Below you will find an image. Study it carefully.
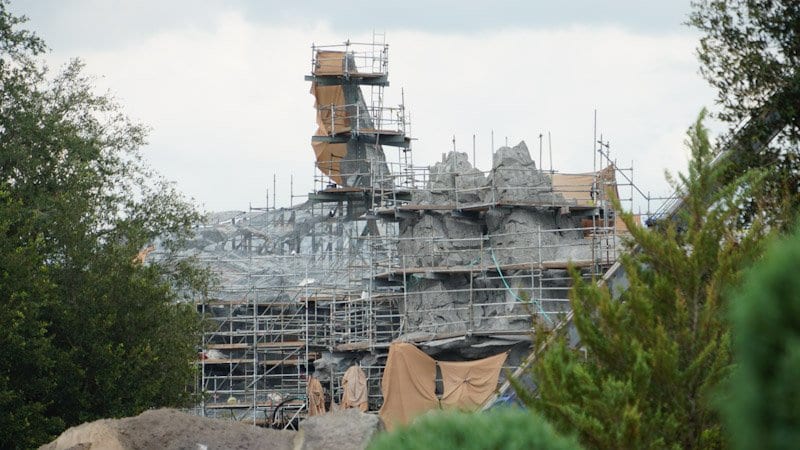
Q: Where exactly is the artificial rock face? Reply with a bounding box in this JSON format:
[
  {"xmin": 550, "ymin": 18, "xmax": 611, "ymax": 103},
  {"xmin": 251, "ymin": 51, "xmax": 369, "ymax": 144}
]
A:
[
  {"xmin": 484, "ymin": 141, "xmax": 559, "ymax": 205},
  {"xmin": 182, "ymin": 138, "xmax": 620, "ymax": 415},
  {"xmin": 425, "ymin": 151, "xmax": 486, "ymax": 205}
]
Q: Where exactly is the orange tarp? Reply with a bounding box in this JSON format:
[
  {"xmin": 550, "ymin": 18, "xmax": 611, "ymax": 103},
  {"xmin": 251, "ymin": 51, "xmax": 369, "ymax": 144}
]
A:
[
  {"xmin": 310, "ymin": 77, "xmax": 350, "ymax": 185},
  {"xmin": 307, "ymin": 376, "xmax": 326, "ymax": 416},
  {"xmin": 340, "ymin": 365, "xmax": 369, "ymax": 412},
  {"xmin": 311, "ymin": 139, "xmax": 346, "ymax": 185},
  {"xmin": 379, "ymin": 342, "xmax": 508, "ymax": 430},
  {"xmin": 311, "ymin": 83, "xmax": 350, "ymax": 135},
  {"xmin": 313, "ymin": 50, "xmax": 346, "ymax": 76},
  {"xmin": 379, "ymin": 343, "xmax": 438, "ymax": 430},
  {"xmin": 439, "ymin": 352, "xmax": 508, "ymax": 411}
]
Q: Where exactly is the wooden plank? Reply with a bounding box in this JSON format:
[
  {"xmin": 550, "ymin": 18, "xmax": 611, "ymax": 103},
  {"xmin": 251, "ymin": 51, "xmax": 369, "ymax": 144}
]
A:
[
  {"xmin": 259, "ymin": 354, "xmax": 319, "ymax": 366},
  {"xmin": 257, "ymin": 341, "xmax": 305, "ymax": 348},
  {"xmin": 198, "ymin": 358, "xmax": 251, "ymax": 365},
  {"xmin": 372, "ymin": 259, "xmax": 596, "ymax": 279},
  {"xmin": 204, "ymin": 400, "xmax": 305, "ymax": 410},
  {"xmin": 206, "ymin": 343, "xmax": 249, "ymax": 350},
  {"xmin": 205, "ymin": 341, "xmax": 306, "ymax": 350},
  {"xmin": 333, "ymin": 341, "xmax": 371, "ymax": 351},
  {"xmin": 370, "ymin": 199, "xmax": 602, "ymax": 215},
  {"xmin": 319, "ymin": 186, "xmax": 365, "ymax": 193}
]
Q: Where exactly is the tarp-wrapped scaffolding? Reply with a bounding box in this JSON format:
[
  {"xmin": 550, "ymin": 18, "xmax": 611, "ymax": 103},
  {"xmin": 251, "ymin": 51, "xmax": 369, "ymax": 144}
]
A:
[
  {"xmin": 313, "ymin": 50, "xmax": 346, "ymax": 76},
  {"xmin": 311, "ymin": 140, "xmax": 347, "ymax": 186},
  {"xmin": 311, "ymin": 83, "xmax": 350, "ymax": 136},
  {"xmin": 309, "ymin": 47, "xmax": 393, "ymax": 188},
  {"xmin": 551, "ymin": 165, "xmax": 619, "ymax": 208},
  {"xmin": 378, "ymin": 342, "xmax": 507, "ymax": 430}
]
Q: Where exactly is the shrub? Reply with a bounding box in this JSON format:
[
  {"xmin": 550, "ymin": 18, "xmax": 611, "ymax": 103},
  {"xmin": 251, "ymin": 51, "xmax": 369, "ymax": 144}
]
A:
[{"xmin": 368, "ymin": 408, "xmax": 582, "ymax": 450}]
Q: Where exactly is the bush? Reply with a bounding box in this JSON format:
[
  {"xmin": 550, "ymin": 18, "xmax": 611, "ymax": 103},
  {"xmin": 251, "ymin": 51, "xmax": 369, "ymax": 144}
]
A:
[
  {"xmin": 724, "ymin": 225, "xmax": 800, "ymax": 449},
  {"xmin": 368, "ymin": 408, "xmax": 583, "ymax": 450}
]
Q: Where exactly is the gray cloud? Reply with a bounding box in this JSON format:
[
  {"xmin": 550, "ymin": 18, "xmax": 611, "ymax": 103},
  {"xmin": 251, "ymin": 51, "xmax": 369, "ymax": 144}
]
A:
[
  {"xmin": 13, "ymin": 0, "xmax": 692, "ymax": 53},
  {"xmin": 11, "ymin": 4, "xmax": 712, "ymax": 213}
]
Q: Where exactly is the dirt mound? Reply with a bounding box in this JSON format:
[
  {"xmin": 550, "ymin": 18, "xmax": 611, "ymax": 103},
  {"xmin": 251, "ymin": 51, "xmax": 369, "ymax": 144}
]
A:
[{"xmin": 40, "ymin": 408, "xmax": 295, "ymax": 450}]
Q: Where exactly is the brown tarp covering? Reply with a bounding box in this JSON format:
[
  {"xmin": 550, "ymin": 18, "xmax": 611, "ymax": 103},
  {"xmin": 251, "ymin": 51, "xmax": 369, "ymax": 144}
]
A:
[
  {"xmin": 581, "ymin": 215, "xmax": 640, "ymax": 235},
  {"xmin": 551, "ymin": 165, "xmax": 618, "ymax": 207},
  {"xmin": 439, "ymin": 352, "xmax": 508, "ymax": 411},
  {"xmin": 378, "ymin": 343, "xmax": 438, "ymax": 430},
  {"xmin": 310, "ymin": 78, "xmax": 350, "ymax": 185},
  {"xmin": 311, "ymin": 139, "xmax": 347, "ymax": 185},
  {"xmin": 313, "ymin": 50, "xmax": 346, "ymax": 76},
  {"xmin": 552, "ymin": 173, "xmax": 594, "ymax": 206},
  {"xmin": 311, "ymin": 83, "xmax": 350, "ymax": 136},
  {"xmin": 307, "ymin": 376, "xmax": 326, "ymax": 416},
  {"xmin": 340, "ymin": 365, "xmax": 369, "ymax": 412}
]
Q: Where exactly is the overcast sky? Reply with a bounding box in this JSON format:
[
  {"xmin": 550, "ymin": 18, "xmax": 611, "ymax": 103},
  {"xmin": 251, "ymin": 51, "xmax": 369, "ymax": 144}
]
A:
[{"xmin": 11, "ymin": 1, "xmax": 716, "ymax": 213}]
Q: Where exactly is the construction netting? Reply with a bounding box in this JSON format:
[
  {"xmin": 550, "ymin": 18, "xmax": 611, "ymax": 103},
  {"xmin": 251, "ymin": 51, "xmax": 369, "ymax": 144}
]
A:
[{"xmin": 378, "ymin": 342, "xmax": 507, "ymax": 430}]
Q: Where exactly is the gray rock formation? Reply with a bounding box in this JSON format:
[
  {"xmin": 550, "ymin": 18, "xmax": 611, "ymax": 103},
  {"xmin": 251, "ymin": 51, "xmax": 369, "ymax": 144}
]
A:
[
  {"xmin": 397, "ymin": 213, "xmax": 482, "ymax": 267},
  {"xmin": 484, "ymin": 141, "xmax": 556, "ymax": 204},
  {"xmin": 295, "ymin": 409, "xmax": 382, "ymax": 450},
  {"xmin": 173, "ymin": 137, "xmax": 624, "ymax": 417},
  {"xmin": 422, "ymin": 151, "xmax": 486, "ymax": 205}
]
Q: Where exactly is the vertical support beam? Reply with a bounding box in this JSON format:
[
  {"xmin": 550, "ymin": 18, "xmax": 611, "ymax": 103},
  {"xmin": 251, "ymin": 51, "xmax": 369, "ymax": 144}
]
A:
[
  {"xmin": 252, "ymin": 275, "xmax": 257, "ymax": 426},
  {"xmin": 468, "ymin": 271, "xmax": 474, "ymax": 335},
  {"xmin": 402, "ymin": 254, "xmax": 408, "ymax": 337}
]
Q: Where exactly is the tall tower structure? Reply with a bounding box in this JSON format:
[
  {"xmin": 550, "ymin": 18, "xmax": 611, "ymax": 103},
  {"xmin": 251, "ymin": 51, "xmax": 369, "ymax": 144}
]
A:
[{"xmin": 306, "ymin": 39, "xmax": 411, "ymax": 205}]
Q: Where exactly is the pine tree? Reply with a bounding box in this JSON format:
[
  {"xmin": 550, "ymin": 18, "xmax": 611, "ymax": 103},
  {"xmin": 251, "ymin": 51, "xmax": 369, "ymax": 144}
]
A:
[{"xmin": 512, "ymin": 111, "xmax": 771, "ymax": 449}]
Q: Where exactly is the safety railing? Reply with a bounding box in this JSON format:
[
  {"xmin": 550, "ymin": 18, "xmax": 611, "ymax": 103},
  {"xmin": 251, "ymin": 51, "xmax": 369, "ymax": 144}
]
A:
[{"xmin": 310, "ymin": 42, "xmax": 388, "ymax": 78}]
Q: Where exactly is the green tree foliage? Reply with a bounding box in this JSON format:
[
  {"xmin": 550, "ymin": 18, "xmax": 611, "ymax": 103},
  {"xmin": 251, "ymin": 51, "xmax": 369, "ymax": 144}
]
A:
[
  {"xmin": 691, "ymin": 0, "xmax": 800, "ymax": 128},
  {"xmin": 723, "ymin": 226, "xmax": 800, "ymax": 449},
  {"xmin": 368, "ymin": 409, "xmax": 583, "ymax": 450},
  {"xmin": 0, "ymin": 3, "xmax": 207, "ymax": 447},
  {"xmin": 512, "ymin": 112, "xmax": 771, "ymax": 449},
  {"xmin": 690, "ymin": 0, "xmax": 800, "ymax": 227}
]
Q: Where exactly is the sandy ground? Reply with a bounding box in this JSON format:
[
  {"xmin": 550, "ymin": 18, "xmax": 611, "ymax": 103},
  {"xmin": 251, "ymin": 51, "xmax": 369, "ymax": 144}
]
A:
[{"xmin": 40, "ymin": 408, "xmax": 296, "ymax": 450}]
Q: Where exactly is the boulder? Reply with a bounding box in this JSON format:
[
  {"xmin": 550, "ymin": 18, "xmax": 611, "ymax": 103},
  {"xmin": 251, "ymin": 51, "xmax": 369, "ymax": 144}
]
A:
[{"xmin": 294, "ymin": 409, "xmax": 382, "ymax": 450}]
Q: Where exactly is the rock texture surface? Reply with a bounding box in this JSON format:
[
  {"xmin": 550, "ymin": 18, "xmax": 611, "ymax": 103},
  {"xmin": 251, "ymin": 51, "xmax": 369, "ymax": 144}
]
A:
[
  {"xmin": 40, "ymin": 409, "xmax": 295, "ymax": 450},
  {"xmin": 41, "ymin": 408, "xmax": 383, "ymax": 450},
  {"xmin": 295, "ymin": 409, "xmax": 382, "ymax": 450},
  {"xmin": 177, "ymin": 139, "xmax": 623, "ymax": 415}
]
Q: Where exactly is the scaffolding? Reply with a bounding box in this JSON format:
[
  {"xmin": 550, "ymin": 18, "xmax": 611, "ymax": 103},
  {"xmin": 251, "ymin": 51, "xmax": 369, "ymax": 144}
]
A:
[
  {"xmin": 191, "ymin": 157, "xmax": 632, "ymax": 419},
  {"xmin": 189, "ymin": 39, "xmax": 658, "ymax": 426}
]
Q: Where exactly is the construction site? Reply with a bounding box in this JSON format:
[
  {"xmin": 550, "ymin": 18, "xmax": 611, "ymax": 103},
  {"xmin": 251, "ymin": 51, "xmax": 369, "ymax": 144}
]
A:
[{"xmin": 178, "ymin": 39, "xmax": 656, "ymax": 429}]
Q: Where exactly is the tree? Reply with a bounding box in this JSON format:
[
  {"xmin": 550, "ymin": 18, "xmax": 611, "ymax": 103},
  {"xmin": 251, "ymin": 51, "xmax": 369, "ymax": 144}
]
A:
[
  {"xmin": 723, "ymin": 225, "xmax": 800, "ymax": 450},
  {"xmin": 690, "ymin": 0, "xmax": 800, "ymax": 228},
  {"xmin": 0, "ymin": 2, "xmax": 207, "ymax": 447},
  {"xmin": 511, "ymin": 112, "xmax": 771, "ymax": 449},
  {"xmin": 367, "ymin": 409, "xmax": 583, "ymax": 450}
]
